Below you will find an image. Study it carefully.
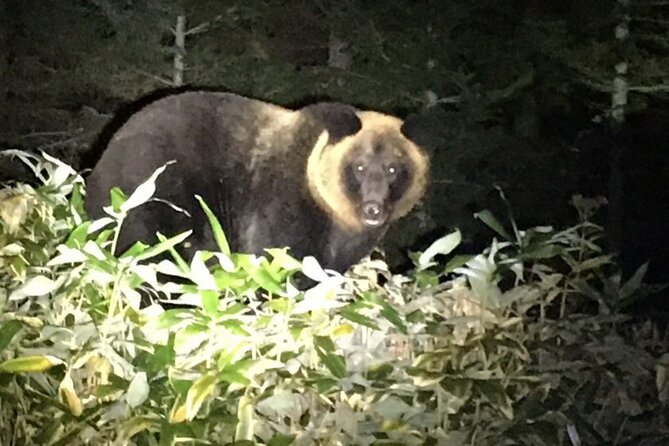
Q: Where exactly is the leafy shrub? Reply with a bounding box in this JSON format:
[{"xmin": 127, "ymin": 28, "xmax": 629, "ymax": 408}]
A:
[{"xmin": 0, "ymin": 151, "xmax": 666, "ymax": 446}]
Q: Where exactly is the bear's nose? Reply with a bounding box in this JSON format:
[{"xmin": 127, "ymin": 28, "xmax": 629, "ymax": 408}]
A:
[
  {"xmin": 361, "ymin": 201, "xmax": 385, "ymax": 226},
  {"xmin": 364, "ymin": 202, "xmax": 381, "ymax": 217}
]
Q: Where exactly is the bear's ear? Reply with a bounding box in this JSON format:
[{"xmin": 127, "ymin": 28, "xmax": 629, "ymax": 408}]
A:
[{"xmin": 302, "ymin": 103, "xmax": 362, "ymax": 143}]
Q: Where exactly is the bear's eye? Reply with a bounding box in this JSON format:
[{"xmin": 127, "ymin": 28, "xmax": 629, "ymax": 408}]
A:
[
  {"xmin": 356, "ymin": 164, "xmax": 365, "ymax": 172},
  {"xmin": 387, "ymin": 166, "xmax": 396, "ymax": 175}
]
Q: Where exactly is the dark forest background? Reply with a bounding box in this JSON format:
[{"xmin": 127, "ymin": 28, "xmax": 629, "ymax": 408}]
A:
[{"xmin": 1, "ymin": 0, "xmax": 668, "ymax": 293}]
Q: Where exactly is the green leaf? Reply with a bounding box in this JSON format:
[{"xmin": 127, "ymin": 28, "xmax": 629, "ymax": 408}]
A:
[
  {"xmin": 520, "ymin": 242, "xmax": 562, "ymax": 260},
  {"xmin": 69, "ymin": 181, "xmax": 85, "ymax": 216},
  {"xmin": 201, "ymin": 289, "xmax": 220, "ymax": 316},
  {"xmin": 95, "ymin": 228, "xmax": 115, "ymax": 246},
  {"xmin": 186, "ymin": 373, "xmax": 218, "ymax": 420},
  {"xmin": 220, "ymin": 302, "xmax": 248, "ymax": 316},
  {"xmin": 0, "ymin": 320, "xmax": 24, "ymax": 353},
  {"xmin": 266, "ymin": 247, "xmax": 302, "ymax": 271},
  {"xmin": 146, "ymin": 341, "xmax": 176, "ymax": 374},
  {"xmin": 314, "ymin": 335, "xmax": 336, "ymax": 353},
  {"xmin": 126, "ymin": 372, "xmax": 149, "ymax": 408},
  {"xmin": 65, "ymin": 221, "xmax": 91, "ymax": 248},
  {"xmin": 406, "ymin": 367, "xmax": 444, "ymax": 386},
  {"xmin": 133, "ymin": 230, "xmax": 192, "ymax": 263},
  {"xmin": 445, "ymin": 254, "xmax": 472, "ymax": 273},
  {"xmin": 177, "ymin": 321, "xmax": 209, "ymax": 336},
  {"xmin": 225, "ymin": 358, "xmax": 253, "ymax": 374},
  {"xmin": 339, "ymin": 306, "xmax": 380, "ymax": 330},
  {"xmin": 235, "ymin": 395, "xmax": 254, "ymax": 441},
  {"xmin": 120, "ymin": 416, "xmax": 161, "ymax": 441},
  {"xmin": 474, "ymin": 209, "xmax": 511, "ymax": 240},
  {"xmin": 213, "ymin": 270, "xmax": 249, "ymax": 291},
  {"xmin": 313, "ymin": 377, "xmax": 338, "ymax": 394},
  {"xmin": 573, "ymin": 255, "xmax": 612, "ymax": 272},
  {"xmin": 196, "ymin": 195, "xmax": 230, "ymax": 255},
  {"xmin": 219, "ymin": 370, "xmax": 251, "ymax": 386},
  {"xmin": 158, "ymin": 232, "xmax": 190, "ymax": 273},
  {"xmin": 367, "ymin": 363, "xmax": 394, "ymax": 380},
  {"xmin": 168, "ymin": 377, "xmax": 192, "ymax": 398},
  {"xmin": 442, "ymin": 378, "xmax": 473, "ymax": 399},
  {"xmin": 121, "ymin": 161, "xmax": 174, "ymax": 212},
  {"xmin": 313, "ymin": 335, "xmax": 347, "ymax": 378},
  {"xmin": 380, "ymin": 303, "xmax": 407, "ymax": 335},
  {"xmin": 119, "ymin": 240, "xmax": 150, "ymax": 258},
  {"xmin": 83, "ymin": 254, "xmax": 117, "ymax": 275},
  {"xmin": 156, "ymin": 309, "xmax": 195, "ymax": 329},
  {"xmin": 93, "ymin": 384, "xmax": 123, "ymax": 399},
  {"xmin": 414, "ymin": 269, "xmax": 440, "ymax": 288},
  {"xmin": 220, "ymin": 320, "xmax": 251, "ymax": 337},
  {"xmin": 479, "ymin": 381, "xmax": 513, "ymax": 419},
  {"xmin": 10, "ymin": 275, "xmax": 58, "ymax": 298},
  {"xmin": 189, "ymin": 251, "xmax": 217, "ymax": 289},
  {"xmin": 320, "ymin": 353, "xmax": 347, "ymax": 379},
  {"xmin": 237, "ymin": 255, "xmax": 283, "ymax": 294},
  {"xmin": 217, "ymin": 348, "xmax": 248, "ymax": 371},
  {"xmin": 110, "ymin": 187, "xmax": 127, "ymax": 212},
  {"xmin": 159, "ymin": 423, "xmax": 175, "ymax": 446},
  {"xmin": 418, "ymin": 230, "xmax": 462, "ymax": 268},
  {"xmin": 405, "ymin": 310, "xmax": 425, "ymax": 324},
  {"xmin": 33, "ymin": 419, "xmax": 63, "ymax": 446},
  {"xmin": 620, "ymin": 262, "xmax": 648, "ymax": 300},
  {"xmin": 268, "ymin": 434, "xmax": 296, "ymax": 446},
  {"xmin": 266, "ymin": 298, "xmax": 291, "ymax": 313},
  {"xmin": 0, "ymin": 355, "xmax": 64, "ymax": 373}
]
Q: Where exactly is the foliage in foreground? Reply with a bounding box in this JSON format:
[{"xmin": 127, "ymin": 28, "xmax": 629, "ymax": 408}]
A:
[{"xmin": 0, "ymin": 151, "xmax": 667, "ymax": 446}]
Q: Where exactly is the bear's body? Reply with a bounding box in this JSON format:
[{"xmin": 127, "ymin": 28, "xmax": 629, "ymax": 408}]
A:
[{"xmin": 85, "ymin": 91, "xmax": 428, "ymax": 272}]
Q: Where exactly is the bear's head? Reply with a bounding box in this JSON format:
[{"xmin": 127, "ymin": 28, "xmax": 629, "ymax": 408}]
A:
[{"xmin": 305, "ymin": 106, "xmax": 430, "ymax": 232}]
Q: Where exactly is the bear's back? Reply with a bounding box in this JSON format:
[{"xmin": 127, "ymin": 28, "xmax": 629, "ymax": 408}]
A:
[{"xmin": 84, "ymin": 91, "xmax": 321, "ymax": 259}]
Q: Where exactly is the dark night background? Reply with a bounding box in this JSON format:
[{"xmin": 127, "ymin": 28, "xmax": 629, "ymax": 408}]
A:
[{"xmin": 1, "ymin": 0, "xmax": 668, "ymax": 306}]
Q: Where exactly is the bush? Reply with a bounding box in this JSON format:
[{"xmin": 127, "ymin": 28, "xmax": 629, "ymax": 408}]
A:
[{"xmin": 0, "ymin": 151, "xmax": 667, "ymax": 446}]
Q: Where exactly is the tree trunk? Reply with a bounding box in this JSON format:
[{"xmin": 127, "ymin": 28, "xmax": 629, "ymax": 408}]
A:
[
  {"xmin": 608, "ymin": 0, "xmax": 630, "ymax": 257},
  {"xmin": 173, "ymin": 15, "xmax": 186, "ymax": 87}
]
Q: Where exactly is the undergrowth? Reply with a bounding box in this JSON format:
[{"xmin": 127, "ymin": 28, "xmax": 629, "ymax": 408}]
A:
[{"xmin": 0, "ymin": 151, "xmax": 667, "ymax": 446}]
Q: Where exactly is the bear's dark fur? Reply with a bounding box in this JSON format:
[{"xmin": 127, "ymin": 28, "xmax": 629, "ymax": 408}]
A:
[{"xmin": 85, "ymin": 91, "xmax": 429, "ymax": 272}]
